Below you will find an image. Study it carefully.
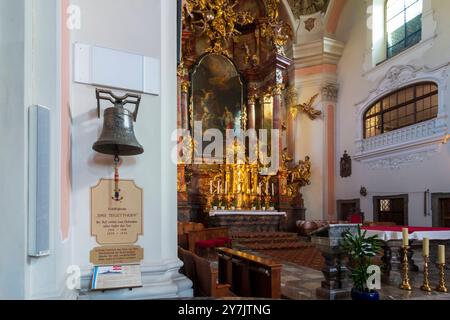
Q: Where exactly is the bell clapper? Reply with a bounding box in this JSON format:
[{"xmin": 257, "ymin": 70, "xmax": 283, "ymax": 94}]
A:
[{"xmin": 112, "ymin": 155, "xmax": 123, "ymax": 202}]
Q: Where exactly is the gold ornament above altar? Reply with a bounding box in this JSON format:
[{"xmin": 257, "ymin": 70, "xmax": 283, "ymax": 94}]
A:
[
  {"xmin": 261, "ymin": 0, "xmax": 293, "ymax": 56},
  {"xmin": 183, "ymin": 0, "xmax": 254, "ymax": 56}
]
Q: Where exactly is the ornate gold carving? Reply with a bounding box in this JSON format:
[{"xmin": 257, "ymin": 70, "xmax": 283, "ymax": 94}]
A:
[
  {"xmin": 180, "ymin": 80, "xmax": 190, "ymax": 94},
  {"xmin": 184, "ymin": 0, "xmax": 254, "ymax": 56},
  {"xmin": 288, "ymin": 0, "xmax": 330, "ymax": 19},
  {"xmin": 241, "ymin": 105, "xmax": 248, "ymax": 132},
  {"xmin": 272, "ymin": 84, "xmax": 284, "ymax": 96},
  {"xmin": 189, "ymin": 98, "xmax": 194, "ymax": 130},
  {"xmin": 177, "ymin": 61, "xmax": 188, "ymax": 78},
  {"xmin": 281, "ymin": 148, "xmax": 294, "ymax": 171},
  {"xmin": 287, "ymin": 156, "xmax": 312, "ymax": 197},
  {"xmin": 293, "ymin": 93, "xmax": 322, "ymax": 120},
  {"xmin": 261, "ymin": 0, "xmax": 292, "ymax": 56}
]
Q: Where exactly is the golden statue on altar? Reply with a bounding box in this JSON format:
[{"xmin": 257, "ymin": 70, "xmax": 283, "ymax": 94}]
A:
[
  {"xmin": 177, "ymin": 0, "xmax": 312, "ymax": 228},
  {"xmin": 287, "ymin": 156, "xmax": 312, "ymax": 197}
]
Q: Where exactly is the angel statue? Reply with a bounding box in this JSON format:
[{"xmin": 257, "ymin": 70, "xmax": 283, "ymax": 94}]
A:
[
  {"xmin": 281, "ymin": 148, "xmax": 294, "ymax": 170},
  {"xmin": 288, "ymin": 156, "xmax": 312, "ymax": 196}
]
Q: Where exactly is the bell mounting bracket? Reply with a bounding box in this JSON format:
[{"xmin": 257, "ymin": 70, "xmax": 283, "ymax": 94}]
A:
[{"xmin": 95, "ymin": 88, "xmax": 142, "ymax": 122}]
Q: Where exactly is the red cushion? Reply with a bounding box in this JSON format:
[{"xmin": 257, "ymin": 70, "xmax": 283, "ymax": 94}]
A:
[
  {"xmin": 195, "ymin": 240, "xmax": 216, "ymax": 248},
  {"xmin": 212, "ymin": 239, "xmax": 227, "ymax": 247},
  {"xmin": 216, "ymin": 237, "xmax": 232, "ymax": 243},
  {"xmin": 350, "ymin": 214, "xmax": 362, "ymax": 224}
]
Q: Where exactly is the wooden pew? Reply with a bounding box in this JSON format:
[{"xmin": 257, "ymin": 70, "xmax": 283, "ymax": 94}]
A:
[
  {"xmin": 193, "ymin": 254, "xmax": 231, "ymax": 298},
  {"xmin": 178, "ymin": 222, "xmax": 205, "ymax": 250},
  {"xmin": 217, "ymin": 248, "xmax": 282, "ymax": 299},
  {"xmin": 178, "ymin": 247, "xmax": 198, "ymax": 295}
]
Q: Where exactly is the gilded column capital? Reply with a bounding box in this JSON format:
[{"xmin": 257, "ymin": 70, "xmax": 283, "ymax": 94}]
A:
[
  {"xmin": 248, "ymin": 95, "xmax": 257, "ymax": 105},
  {"xmin": 181, "ymin": 80, "xmax": 190, "ymax": 94},
  {"xmin": 272, "ymin": 83, "xmax": 284, "ymax": 96}
]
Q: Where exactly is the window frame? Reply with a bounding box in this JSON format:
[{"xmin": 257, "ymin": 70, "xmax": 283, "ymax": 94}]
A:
[
  {"xmin": 363, "ymin": 81, "xmax": 438, "ymax": 139},
  {"xmin": 385, "ymin": 0, "xmax": 423, "ymax": 60}
]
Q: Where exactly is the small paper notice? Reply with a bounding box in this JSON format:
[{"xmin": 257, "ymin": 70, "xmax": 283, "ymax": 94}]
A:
[{"xmin": 91, "ymin": 265, "xmax": 142, "ymax": 291}]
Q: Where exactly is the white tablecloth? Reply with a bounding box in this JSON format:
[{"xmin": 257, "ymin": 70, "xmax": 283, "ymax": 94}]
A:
[
  {"xmin": 363, "ymin": 230, "xmax": 450, "ymax": 241},
  {"xmin": 209, "ymin": 210, "xmax": 287, "ymax": 217}
]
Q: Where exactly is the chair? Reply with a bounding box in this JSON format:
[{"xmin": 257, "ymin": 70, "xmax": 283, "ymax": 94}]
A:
[{"xmin": 193, "ymin": 254, "xmax": 231, "ymax": 298}]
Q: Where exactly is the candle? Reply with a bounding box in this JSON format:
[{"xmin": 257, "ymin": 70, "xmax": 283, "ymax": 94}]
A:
[
  {"xmin": 272, "ymin": 183, "xmax": 274, "ymax": 196},
  {"xmin": 210, "ymin": 181, "xmax": 213, "ymax": 194},
  {"xmin": 438, "ymin": 245, "xmax": 446, "ymax": 264},
  {"xmin": 217, "ymin": 181, "xmax": 220, "ymax": 194},
  {"xmin": 225, "ymin": 181, "xmax": 228, "ymax": 194},
  {"xmin": 423, "ymin": 238, "xmax": 429, "ymax": 256},
  {"xmin": 402, "ymin": 228, "xmax": 409, "ymax": 247}
]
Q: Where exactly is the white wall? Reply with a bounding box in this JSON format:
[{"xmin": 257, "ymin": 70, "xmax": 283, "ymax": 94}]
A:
[
  {"xmin": 70, "ymin": 0, "xmax": 190, "ymax": 298},
  {"xmin": 334, "ymin": 0, "xmax": 450, "ymax": 225},
  {"xmin": 0, "ymin": 0, "xmax": 189, "ymax": 299},
  {"xmin": 293, "ymin": 84, "xmax": 326, "ymax": 220},
  {"xmin": 0, "ymin": 0, "xmax": 72, "ymax": 299},
  {"xmin": 0, "ymin": 0, "xmax": 27, "ymax": 299}
]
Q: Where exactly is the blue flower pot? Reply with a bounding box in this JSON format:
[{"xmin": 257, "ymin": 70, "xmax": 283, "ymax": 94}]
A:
[{"xmin": 351, "ymin": 288, "xmax": 380, "ymax": 301}]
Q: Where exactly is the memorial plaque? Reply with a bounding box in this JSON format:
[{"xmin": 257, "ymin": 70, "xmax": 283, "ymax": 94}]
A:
[
  {"xmin": 91, "ymin": 179, "xmax": 143, "ymax": 245},
  {"xmin": 90, "ymin": 245, "xmax": 144, "ymax": 266}
]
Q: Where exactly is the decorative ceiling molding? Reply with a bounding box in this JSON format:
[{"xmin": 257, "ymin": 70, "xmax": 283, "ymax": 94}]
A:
[{"xmin": 287, "ymin": 0, "xmax": 330, "ymax": 19}]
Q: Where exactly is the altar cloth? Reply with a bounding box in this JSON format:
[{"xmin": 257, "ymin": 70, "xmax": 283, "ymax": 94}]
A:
[
  {"xmin": 362, "ymin": 226, "xmax": 450, "ymax": 241},
  {"xmin": 209, "ymin": 210, "xmax": 287, "ymax": 217}
]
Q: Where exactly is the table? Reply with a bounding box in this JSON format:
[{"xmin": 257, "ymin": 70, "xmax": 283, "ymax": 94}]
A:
[
  {"xmin": 362, "ymin": 226, "xmax": 450, "ymax": 284},
  {"xmin": 209, "ymin": 210, "xmax": 287, "ymax": 217},
  {"xmin": 208, "ymin": 211, "xmax": 287, "ymax": 233}
]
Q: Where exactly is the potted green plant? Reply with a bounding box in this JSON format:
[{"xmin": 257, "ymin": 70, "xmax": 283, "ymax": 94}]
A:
[
  {"xmin": 341, "ymin": 225, "xmax": 381, "ymax": 301},
  {"xmin": 269, "ymin": 198, "xmax": 276, "ymax": 211},
  {"xmin": 230, "ymin": 197, "xmax": 238, "ymax": 211},
  {"xmin": 211, "ymin": 196, "xmax": 219, "ymax": 210},
  {"xmin": 251, "ymin": 198, "xmax": 259, "ymax": 211}
]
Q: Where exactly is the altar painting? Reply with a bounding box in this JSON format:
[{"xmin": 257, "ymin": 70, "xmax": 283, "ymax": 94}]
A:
[{"xmin": 192, "ymin": 54, "xmax": 244, "ymax": 138}]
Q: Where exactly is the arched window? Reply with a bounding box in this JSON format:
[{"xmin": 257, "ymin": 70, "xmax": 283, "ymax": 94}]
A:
[
  {"xmin": 386, "ymin": 0, "xmax": 423, "ymax": 59},
  {"xmin": 364, "ymin": 82, "xmax": 438, "ymax": 138}
]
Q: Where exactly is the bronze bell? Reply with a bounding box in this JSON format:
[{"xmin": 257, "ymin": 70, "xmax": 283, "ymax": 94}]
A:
[{"xmin": 93, "ymin": 89, "xmax": 144, "ymax": 156}]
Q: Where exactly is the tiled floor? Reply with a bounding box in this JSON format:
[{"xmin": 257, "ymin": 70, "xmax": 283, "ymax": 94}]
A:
[{"xmin": 240, "ymin": 247, "xmax": 450, "ymax": 300}]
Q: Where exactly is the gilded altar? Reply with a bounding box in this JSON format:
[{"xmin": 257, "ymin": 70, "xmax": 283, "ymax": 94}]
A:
[{"xmin": 177, "ymin": 0, "xmax": 312, "ymax": 231}]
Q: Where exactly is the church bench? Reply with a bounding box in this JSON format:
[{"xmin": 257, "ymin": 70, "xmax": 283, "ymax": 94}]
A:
[
  {"xmin": 178, "ymin": 247, "xmax": 231, "ymax": 298},
  {"xmin": 217, "ymin": 248, "xmax": 282, "ymax": 299},
  {"xmin": 193, "ymin": 254, "xmax": 231, "ymax": 298}
]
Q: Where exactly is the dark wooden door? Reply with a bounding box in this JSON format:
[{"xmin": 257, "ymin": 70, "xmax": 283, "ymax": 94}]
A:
[
  {"xmin": 375, "ymin": 198, "xmax": 406, "ymax": 226},
  {"xmin": 440, "ymin": 199, "xmax": 450, "ymax": 227},
  {"xmin": 340, "ymin": 203, "xmax": 357, "ymax": 221}
]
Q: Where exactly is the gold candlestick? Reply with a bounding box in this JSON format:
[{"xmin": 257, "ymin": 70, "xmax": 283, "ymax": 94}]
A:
[
  {"xmin": 400, "ymin": 246, "xmax": 412, "ymax": 291},
  {"xmin": 420, "ymin": 255, "xmax": 432, "ymax": 292},
  {"xmin": 436, "ymin": 263, "xmax": 448, "ymax": 293}
]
